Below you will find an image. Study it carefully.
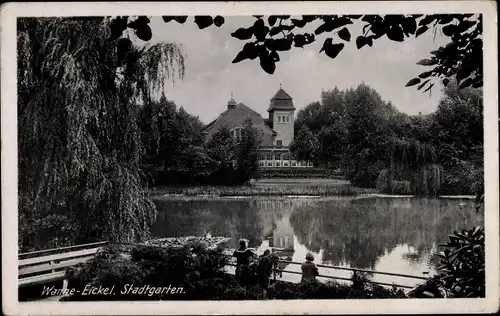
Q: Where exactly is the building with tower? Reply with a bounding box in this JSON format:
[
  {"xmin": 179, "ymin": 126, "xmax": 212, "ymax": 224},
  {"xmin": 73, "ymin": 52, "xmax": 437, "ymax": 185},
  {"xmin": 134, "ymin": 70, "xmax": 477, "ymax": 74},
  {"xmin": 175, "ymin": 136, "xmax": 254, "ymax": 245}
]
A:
[{"xmin": 203, "ymin": 87, "xmax": 313, "ymax": 168}]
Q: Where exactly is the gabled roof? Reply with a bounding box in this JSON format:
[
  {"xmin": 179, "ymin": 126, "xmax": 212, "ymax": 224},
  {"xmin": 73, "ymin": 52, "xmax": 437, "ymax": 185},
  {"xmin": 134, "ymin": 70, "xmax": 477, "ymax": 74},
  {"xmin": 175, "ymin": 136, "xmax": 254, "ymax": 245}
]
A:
[
  {"xmin": 237, "ymin": 102, "xmax": 261, "ymax": 117},
  {"xmin": 267, "ymin": 88, "xmax": 295, "ymax": 112},
  {"xmin": 271, "ymin": 88, "xmax": 293, "ymax": 101},
  {"xmin": 203, "ymin": 102, "xmax": 276, "ymax": 136}
]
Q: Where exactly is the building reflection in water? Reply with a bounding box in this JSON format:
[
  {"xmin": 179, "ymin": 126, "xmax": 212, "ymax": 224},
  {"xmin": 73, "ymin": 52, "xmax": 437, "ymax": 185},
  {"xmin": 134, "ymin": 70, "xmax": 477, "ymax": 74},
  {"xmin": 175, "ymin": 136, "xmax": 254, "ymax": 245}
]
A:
[{"xmin": 152, "ymin": 196, "xmax": 484, "ymax": 286}]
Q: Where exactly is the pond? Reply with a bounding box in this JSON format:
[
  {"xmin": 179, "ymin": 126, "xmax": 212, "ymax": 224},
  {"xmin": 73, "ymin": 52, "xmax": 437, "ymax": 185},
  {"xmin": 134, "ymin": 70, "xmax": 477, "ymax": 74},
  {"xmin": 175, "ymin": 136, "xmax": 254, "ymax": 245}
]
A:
[{"xmin": 151, "ymin": 195, "xmax": 483, "ymax": 288}]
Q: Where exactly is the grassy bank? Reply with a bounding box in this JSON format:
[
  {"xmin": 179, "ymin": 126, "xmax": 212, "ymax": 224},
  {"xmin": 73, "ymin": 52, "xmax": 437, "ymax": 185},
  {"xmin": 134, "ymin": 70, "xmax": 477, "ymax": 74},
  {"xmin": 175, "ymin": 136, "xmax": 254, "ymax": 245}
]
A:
[{"xmin": 147, "ymin": 184, "xmax": 376, "ymax": 197}]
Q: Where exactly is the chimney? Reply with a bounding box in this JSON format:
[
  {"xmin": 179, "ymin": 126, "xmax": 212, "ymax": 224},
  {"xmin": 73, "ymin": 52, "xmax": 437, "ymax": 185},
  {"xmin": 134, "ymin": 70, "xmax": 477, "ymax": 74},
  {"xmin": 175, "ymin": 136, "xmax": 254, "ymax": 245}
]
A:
[{"xmin": 227, "ymin": 92, "xmax": 236, "ymax": 110}]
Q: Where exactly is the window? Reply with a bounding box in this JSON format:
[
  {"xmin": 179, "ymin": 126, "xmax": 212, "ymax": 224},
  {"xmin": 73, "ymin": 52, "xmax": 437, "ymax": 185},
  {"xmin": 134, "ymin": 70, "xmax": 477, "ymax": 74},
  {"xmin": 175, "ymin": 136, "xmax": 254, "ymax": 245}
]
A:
[
  {"xmin": 276, "ymin": 162, "xmax": 281, "ymax": 167},
  {"xmin": 276, "ymin": 140, "xmax": 282, "ymax": 147},
  {"xmin": 266, "ymin": 154, "xmax": 273, "ymax": 161},
  {"xmin": 233, "ymin": 128, "xmax": 242, "ymax": 141},
  {"xmin": 259, "ymin": 161, "xmax": 265, "ymax": 167},
  {"xmin": 291, "ymin": 161, "xmax": 297, "ymax": 167},
  {"xmin": 275, "ymin": 154, "xmax": 281, "ymax": 160},
  {"xmin": 267, "ymin": 162, "xmax": 273, "ymax": 167},
  {"xmin": 283, "ymin": 161, "xmax": 289, "ymax": 167},
  {"xmin": 277, "ymin": 115, "xmax": 289, "ymax": 123}
]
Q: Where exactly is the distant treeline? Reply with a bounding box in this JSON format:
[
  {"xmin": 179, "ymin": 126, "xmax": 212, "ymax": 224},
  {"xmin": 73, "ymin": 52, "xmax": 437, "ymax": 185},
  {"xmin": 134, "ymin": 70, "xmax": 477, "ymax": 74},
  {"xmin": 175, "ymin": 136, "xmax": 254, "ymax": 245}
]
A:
[{"xmin": 290, "ymin": 80, "xmax": 483, "ymax": 195}]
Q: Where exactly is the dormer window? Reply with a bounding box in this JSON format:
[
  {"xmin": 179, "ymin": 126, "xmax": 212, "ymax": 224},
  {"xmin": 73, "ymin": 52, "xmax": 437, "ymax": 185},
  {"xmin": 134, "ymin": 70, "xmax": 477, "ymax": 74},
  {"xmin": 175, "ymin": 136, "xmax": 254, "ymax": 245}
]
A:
[{"xmin": 277, "ymin": 116, "xmax": 282, "ymax": 123}]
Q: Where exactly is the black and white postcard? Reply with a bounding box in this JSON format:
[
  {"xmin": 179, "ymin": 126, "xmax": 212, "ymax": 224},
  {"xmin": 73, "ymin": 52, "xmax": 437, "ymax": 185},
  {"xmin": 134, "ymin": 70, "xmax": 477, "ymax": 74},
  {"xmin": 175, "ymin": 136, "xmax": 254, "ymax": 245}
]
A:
[{"xmin": 1, "ymin": 1, "xmax": 498, "ymax": 315}]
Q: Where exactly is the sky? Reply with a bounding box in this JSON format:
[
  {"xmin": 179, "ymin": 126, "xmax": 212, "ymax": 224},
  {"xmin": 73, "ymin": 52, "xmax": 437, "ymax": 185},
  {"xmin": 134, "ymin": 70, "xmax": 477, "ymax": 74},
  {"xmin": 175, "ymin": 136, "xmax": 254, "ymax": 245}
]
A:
[{"xmin": 147, "ymin": 16, "xmax": 450, "ymax": 124}]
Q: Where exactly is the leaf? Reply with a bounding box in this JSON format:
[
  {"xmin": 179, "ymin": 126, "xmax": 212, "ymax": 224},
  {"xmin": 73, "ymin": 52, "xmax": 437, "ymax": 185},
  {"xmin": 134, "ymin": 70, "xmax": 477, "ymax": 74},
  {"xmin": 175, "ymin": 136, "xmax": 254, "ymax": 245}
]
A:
[
  {"xmin": 402, "ymin": 17, "xmax": 417, "ymax": 34},
  {"xmin": 355, "ymin": 36, "xmax": 372, "ymax": 49},
  {"xmin": 459, "ymin": 78, "xmax": 474, "ymax": 89},
  {"xmin": 232, "ymin": 27, "xmax": 254, "ymax": 40},
  {"xmin": 213, "ymin": 16, "xmax": 225, "ymax": 27},
  {"xmin": 269, "ymin": 51, "xmax": 280, "ymax": 62},
  {"xmin": 416, "ymin": 25, "xmax": 429, "ymax": 37},
  {"xmin": 194, "ymin": 16, "xmax": 214, "ymax": 29},
  {"xmin": 315, "ymin": 23, "xmax": 329, "ymax": 35},
  {"xmin": 417, "ymin": 79, "xmax": 430, "ymax": 90},
  {"xmin": 162, "ymin": 16, "xmax": 175, "ymax": 23},
  {"xmin": 269, "ymin": 26, "xmax": 282, "ymax": 36},
  {"xmin": 437, "ymin": 264, "xmax": 449, "ymax": 271},
  {"xmin": 291, "ymin": 18, "xmax": 307, "ymax": 28},
  {"xmin": 418, "ymin": 71, "xmax": 433, "ymax": 79},
  {"xmin": 259, "ymin": 53, "xmax": 276, "ymax": 74},
  {"xmin": 442, "ymin": 24, "xmax": 457, "ymax": 37},
  {"xmin": 128, "ymin": 16, "xmax": 150, "ymax": 29},
  {"xmin": 232, "ymin": 50, "xmax": 249, "ymax": 64},
  {"xmin": 135, "ymin": 25, "xmax": 152, "ymax": 41},
  {"xmin": 253, "ymin": 19, "xmax": 269, "ymax": 41},
  {"xmin": 320, "ymin": 38, "xmax": 344, "ymax": 59},
  {"xmin": 173, "ymin": 16, "xmax": 188, "ymax": 24},
  {"xmin": 109, "ymin": 17, "xmax": 128, "ymax": 40},
  {"xmin": 338, "ymin": 27, "xmax": 351, "ymax": 41},
  {"xmin": 405, "ymin": 78, "xmax": 421, "ymax": 87},
  {"xmin": 423, "ymin": 291, "xmax": 435, "ymax": 297},
  {"xmin": 315, "ymin": 17, "xmax": 352, "ymax": 35},
  {"xmin": 293, "ymin": 34, "xmax": 307, "ymax": 47},
  {"xmin": 453, "ymin": 232, "xmax": 468, "ymax": 239},
  {"xmin": 472, "ymin": 226, "xmax": 483, "ymax": 237},
  {"xmin": 438, "ymin": 15, "xmax": 455, "ymax": 24},
  {"xmin": 416, "ymin": 58, "xmax": 438, "ymax": 66},
  {"xmin": 418, "ymin": 15, "xmax": 436, "ymax": 26},
  {"xmin": 268, "ymin": 16, "xmax": 278, "ymax": 26},
  {"xmin": 266, "ymin": 38, "xmax": 293, "ymax": 51},
  {"xmin": 243, "ymin": 42, "xmax": 260, "ymax": 60},
  {"xmin": 386, "ymin": 25, "xmax": 405, "ymax": 42}
]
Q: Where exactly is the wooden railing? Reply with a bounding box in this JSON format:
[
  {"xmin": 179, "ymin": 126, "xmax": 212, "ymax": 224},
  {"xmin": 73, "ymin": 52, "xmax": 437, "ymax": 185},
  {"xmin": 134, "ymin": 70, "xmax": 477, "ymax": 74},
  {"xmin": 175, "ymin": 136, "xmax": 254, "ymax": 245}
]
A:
[
  {"xmin": 18, "ymin": 241, "xmax": 109, "ymax": 287},
  {"xmin": 225, "ymin": 258, "xmax": 427, "ymax": 290}
]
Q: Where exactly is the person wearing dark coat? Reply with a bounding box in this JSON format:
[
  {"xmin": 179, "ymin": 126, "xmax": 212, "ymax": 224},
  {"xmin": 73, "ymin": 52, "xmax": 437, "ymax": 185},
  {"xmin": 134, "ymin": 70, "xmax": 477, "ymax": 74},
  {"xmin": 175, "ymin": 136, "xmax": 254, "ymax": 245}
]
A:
[
  {"xmin": 233, "ymin": 239, "xmax": 255, "ymax": 285},
  {"xmin": 301, "ymin": 252, "xmax": 319, "ymax": 282}
]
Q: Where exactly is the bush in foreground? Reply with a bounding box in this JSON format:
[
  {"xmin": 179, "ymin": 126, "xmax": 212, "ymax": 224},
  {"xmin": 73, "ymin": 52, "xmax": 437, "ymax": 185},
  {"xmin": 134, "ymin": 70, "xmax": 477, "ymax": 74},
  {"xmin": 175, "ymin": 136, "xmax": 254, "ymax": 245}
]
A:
[{"xmin": 408, "ymin": 226, "xmax": 485, "ymax": 298}]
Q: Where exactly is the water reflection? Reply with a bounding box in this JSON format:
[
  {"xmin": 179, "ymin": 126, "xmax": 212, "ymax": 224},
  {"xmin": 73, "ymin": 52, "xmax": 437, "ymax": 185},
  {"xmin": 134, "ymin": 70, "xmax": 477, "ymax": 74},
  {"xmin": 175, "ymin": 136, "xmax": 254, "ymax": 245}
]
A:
[{"xmin": 151, "ymin": 196, "xmax": 483, "ymax": 279}]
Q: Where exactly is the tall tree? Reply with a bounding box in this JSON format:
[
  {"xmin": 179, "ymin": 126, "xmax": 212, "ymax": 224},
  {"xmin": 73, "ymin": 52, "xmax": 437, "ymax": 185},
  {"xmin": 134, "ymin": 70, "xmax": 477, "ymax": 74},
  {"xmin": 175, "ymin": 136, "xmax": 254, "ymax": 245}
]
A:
[
  {"xmin": 344, "ymin": 84, "xmax": 387, "ymax": 187},
  {"xmin": 17, "ymin": 17, "xmax": 185, "ymax": 250},
  {"xmin": 289, "ymin": 125, "xmax": 317, "ymax": 163},
  {"xmin": 206, "ymin": 126, "xmax": 235, "ymax": 169}
]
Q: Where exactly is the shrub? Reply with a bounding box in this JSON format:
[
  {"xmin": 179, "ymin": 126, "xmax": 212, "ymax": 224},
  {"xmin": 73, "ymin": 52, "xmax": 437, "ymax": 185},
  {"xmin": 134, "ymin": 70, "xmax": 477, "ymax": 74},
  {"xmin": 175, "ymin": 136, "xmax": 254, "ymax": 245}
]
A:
[
  {"xmin": 268, "ymin": 277, "xmax": 405, "ymax": 300},
  {"xmin": 65, "ymin": 243, "xmax": 228, "ymax": 301},
  {"xmin": 436, "ymin": 226, "xmax": 485, "ymax": 297},
  {"xmin": 409, "ymin": 226, "xmax": 485, "ymax": 298}
]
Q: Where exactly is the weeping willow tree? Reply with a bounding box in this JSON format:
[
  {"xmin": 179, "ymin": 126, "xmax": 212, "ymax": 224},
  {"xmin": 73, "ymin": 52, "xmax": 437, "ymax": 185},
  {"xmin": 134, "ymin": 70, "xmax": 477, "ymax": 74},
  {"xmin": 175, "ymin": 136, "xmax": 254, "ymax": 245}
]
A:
[
  {"xmin": 17, "ymin": 17, "xmax": 185, "ymax": 251},
  {"xmin": 376, "ymin": 137, "xmax": 443, "ymax": 196}
]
